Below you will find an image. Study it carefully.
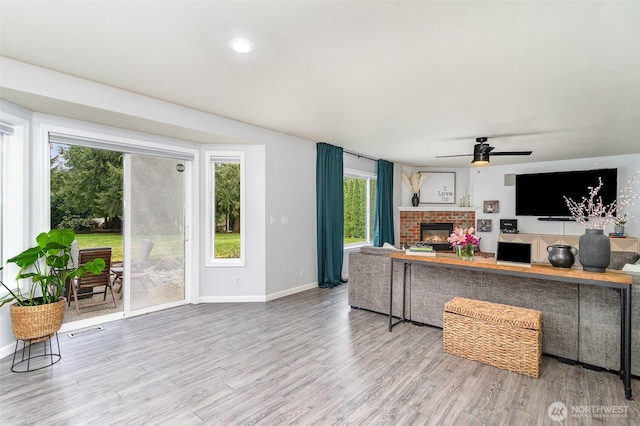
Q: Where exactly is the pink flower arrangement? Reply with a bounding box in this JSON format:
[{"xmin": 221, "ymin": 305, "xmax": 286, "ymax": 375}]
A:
[{"xmin": 447, "ymin": 227, "xmax": 479, "ymax": 248}]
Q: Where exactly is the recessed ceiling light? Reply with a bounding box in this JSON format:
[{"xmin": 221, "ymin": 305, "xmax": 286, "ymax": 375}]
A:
[{"xmin": 228, "ymin": 39, "xmax": 255, "ymax": 54}]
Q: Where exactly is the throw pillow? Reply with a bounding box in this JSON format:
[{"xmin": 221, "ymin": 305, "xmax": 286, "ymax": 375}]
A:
[{"xmin": 622, "ymin": 263, "xmax": 640, "ymax": 274}]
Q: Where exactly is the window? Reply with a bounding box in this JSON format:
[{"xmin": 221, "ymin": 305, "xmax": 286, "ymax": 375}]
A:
[
  {"xmin": 207, "ymin": 152, "xmax": 244, "ymax": 265},
  {"xmin": 0, "ymin": 118, "xmax": 24, "ymax": 290},
  {"xmin": 344, "ymin": 170, "xmax": 376, "ymax": 246}
]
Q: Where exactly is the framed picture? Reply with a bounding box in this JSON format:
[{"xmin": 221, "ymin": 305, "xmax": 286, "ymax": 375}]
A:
[
  {"xmin": 483, "ymin": 200, "xmax": 499, "ymax": 214},
  {"xmin": 477, "ymin": 219, "xmax": 492, "ymax": 232},
  {"xmin": 419, "ymin": 172, "xmax": 456, "ymax": 204}
]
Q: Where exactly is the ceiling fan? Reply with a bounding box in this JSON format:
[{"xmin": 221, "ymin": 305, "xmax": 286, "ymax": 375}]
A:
[{"xmin": 436, "ymin": 137, "xmax": 533, "ymax": 165}]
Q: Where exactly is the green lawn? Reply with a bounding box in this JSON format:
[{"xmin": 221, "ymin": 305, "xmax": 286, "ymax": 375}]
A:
[
  {"xmin": 75, "ymin": 233, "xmax": 124, "ymax": 262},
  {"xmin": 75, "ymin": 233, "xmax": 185, "ymax": 263},
  {"xmin": 215, "ymin": 233, "xmax": 240, "ymax": 258},
  {"xmin": 75, "ymin": 232, "xmax": 240, "ymax": 262}
]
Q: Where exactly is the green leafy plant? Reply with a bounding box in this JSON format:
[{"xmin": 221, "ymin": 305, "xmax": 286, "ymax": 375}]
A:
[
  {"xmin": 0, "ymin": 229, "xmax": 105, "ymax": 307},
  {"xmin": 615, "ymin": 213, "xmax": 627, "ymax": 226}
]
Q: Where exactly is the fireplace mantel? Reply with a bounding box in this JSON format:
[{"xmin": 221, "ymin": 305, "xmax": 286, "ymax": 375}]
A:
[{"xmin": 398, "ymin": 206, "xmax": 478, "ymax": 212}]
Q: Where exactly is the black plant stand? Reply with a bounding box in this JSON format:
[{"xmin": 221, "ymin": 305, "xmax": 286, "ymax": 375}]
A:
[{"xmin": 11, "ymin": 333, "xmax": 61, "ymax": 373}]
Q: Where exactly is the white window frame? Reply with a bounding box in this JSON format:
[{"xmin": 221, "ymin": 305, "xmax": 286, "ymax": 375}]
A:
[
  {"xmin": 0, "ymin": 114, "xmax": 28, "ymax": 293},
  {"xmin": 206, "ymin": 151, "xmax": 245, "ymax": 267},
  {"xmin": 344, "ymin": 168, "xmax": 376, "ymax": 248}
]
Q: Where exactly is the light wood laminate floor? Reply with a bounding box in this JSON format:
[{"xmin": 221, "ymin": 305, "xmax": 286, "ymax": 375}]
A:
[{"xmin": 1, "ymin": 285, "xmax": 639, "ymax": 425}]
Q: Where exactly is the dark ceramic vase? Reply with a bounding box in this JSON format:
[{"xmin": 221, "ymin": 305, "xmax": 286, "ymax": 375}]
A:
[
  {"xmin": 412, "ymin": 193, "xmax": 419, "ymax": 207},
  {"xmin": 547, "ymin": 245, "xmax": 578, "ymax": 268},
  {"xmin": 579, "ymin": 229, "xmax": 610, "ymax": 272}
]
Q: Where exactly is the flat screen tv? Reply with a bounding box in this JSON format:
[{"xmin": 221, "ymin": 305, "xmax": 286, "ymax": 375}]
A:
[{"xmin": 515, "ymin": 168, "xmax": 617, "ymax": 217}]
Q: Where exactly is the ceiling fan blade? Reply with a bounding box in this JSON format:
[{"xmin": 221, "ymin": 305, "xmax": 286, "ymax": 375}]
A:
[
  {"xmin": 440, "ymin": 131, "xmax": 555, "ymax": 141},
  {"xmin": 490, "ymin": 151, "xmax": 533, "ymax": 156},
  {"xmin": 435, "ymin": 154, "xmax": 473, "ymax": 158}
]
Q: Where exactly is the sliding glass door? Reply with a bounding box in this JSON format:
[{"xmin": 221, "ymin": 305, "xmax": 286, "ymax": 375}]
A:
[
  {"xmin": 48, "ymin": 130, "xmax": 193, "ymax": 324},
  {"xmin": 127, "ymin": 153, "xmax": 187, "ymax": 311}
]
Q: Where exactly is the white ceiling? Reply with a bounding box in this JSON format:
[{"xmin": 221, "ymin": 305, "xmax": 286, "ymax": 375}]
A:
[{"xmin": 1, "ymin": 1, "xmax": 639, "ymax": 167}]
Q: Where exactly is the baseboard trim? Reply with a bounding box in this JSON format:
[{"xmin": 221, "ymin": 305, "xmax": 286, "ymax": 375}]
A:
[
  {"xmin": 0, "ymin": 342, "xmax": 15, "ymax": 360},
  {"xmin": 199, "ymin": 282, "xmax": 319, "ymax": 303},
  {"xmin": 265, "ymin": 282, "xmax": 318, "ymax": 301},
  {"xmin": 199, "ymin": 295, "xmax": 266, "ymax": 303}
]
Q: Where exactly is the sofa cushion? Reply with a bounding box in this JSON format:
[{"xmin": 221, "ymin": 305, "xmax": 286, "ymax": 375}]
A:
[
  {"xmin": 622, "ymin": 263, "xmax": 640, "ymax": 273},
  {"xmin": 360, "ymin": 246, "xmax": 399, "ymax": 257},
  {"xmin": 609, "ymin": 251, "xmax": 640, "ymax": 270}
]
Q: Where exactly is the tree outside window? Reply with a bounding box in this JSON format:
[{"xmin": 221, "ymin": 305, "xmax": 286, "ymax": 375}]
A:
[
  {"xmin": 50, "ymin": 144, "xmax": 123, "ymax": 231},
  {"xmin": 212, "ymin": 159, "xmax": 241, "ymax": 259},
  {"xmin": 344, "ymin": 174, "xmax": 376, "ymax": 245}
]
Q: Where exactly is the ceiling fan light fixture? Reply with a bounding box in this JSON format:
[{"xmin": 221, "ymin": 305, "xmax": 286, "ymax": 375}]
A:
[{"xmin": 472, "ymin": 152, "xmax": 490, "ymax": 165}]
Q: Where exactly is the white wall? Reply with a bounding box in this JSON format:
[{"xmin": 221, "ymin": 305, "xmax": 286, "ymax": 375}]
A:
[
  {"xmin": 264, "ymin": 138, "xmax": 317, "ymax": 298},
  {"xmin": 470, "ymin": 155, "xmax": 640, "ymax": 253}
]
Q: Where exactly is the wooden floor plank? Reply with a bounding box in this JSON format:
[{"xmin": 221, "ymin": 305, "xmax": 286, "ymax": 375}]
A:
[{"xmin": 1, "ymin": 284, "xmax": 639, "ymax": 425}]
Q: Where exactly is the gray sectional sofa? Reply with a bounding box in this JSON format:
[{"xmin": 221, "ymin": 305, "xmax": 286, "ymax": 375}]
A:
[{"xmin": 348, "ymin": 246, "xmax": 640, "ymax": 374}]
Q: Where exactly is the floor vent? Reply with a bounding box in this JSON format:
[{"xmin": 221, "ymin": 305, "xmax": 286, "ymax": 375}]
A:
[{"xmin": 68, "ymin": 326, "xmax": 104, "ymax": 338}]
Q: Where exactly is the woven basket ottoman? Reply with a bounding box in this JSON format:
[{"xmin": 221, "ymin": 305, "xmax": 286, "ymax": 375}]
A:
[{"xmin": 443, "ymin": 297, "xmax": 542, "ymax": 378}]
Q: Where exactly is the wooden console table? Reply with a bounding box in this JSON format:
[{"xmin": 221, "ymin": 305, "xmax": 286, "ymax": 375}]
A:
[{"xmin": 388, "ymin": 252, "xmax": 634, "ymax": 400}]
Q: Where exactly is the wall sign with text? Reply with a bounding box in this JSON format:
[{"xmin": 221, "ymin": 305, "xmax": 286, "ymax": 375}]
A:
[{"xmin": 420, "ymin": 172, "xmax": 456, "ymax": 204}]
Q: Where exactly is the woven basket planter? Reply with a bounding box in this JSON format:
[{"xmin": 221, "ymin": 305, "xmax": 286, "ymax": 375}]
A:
[{"xmin": 9, "ymin": 298, "xmax": 66, "ymax": 343}]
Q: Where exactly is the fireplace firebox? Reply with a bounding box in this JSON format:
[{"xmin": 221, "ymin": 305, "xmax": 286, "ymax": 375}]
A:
[{"xmin": 420, "ymin": 222, "xmax": 454, "ymax": 251}]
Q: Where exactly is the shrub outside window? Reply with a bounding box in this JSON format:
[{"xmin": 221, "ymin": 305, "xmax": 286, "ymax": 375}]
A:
[{"xmin": 344, "ymin": 171, "xmax": 376, "ymax": 246}]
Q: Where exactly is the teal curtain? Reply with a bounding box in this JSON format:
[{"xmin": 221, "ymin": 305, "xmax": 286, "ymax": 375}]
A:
[
  {"xmin": 374, "ymin": 159, "xmax": 395, "ymax": 247},
  {"xmin": 316, "ymin": 142, "xmax": 346, "ymax": 288}
]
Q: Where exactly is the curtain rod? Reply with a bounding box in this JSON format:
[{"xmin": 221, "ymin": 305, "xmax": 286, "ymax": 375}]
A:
[{"xmin": 344, "ymin": 149, "xmax": 378, "ymax": 162}]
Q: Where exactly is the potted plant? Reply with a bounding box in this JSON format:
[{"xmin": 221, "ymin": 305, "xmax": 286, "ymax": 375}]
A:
[
  {"xmin": 614, "ymin": 214, "xmax": 627, "ymax": 235},
  {"xmin": 0, "ymin": 228, "xmax": 105, "ymax": 342},
  {"xmin": 564, "ymin": 173, "xmax": 639, "ymax": 272}
]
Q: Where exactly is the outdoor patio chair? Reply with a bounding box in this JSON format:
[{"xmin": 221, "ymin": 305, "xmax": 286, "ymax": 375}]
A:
[
  {"xmin": 111, "ymin": 239, "xmax": 154, "ymax": 295},
  {"xmin": 69, "ymin": 247, "xmax": 118, "ymax": 313}
]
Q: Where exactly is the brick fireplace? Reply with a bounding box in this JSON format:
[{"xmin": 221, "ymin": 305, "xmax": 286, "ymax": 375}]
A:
[{"xmin": 399, "ymin": 209, "xmax": 476, "ymax": 248}]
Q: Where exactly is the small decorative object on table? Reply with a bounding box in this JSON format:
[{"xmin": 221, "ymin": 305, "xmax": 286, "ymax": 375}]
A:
[
  {"xmin": 564, "ymin": 172, "xmax": 639, "ymax": 272},
  {"xmin": 547, "ymin": 245, "xmax": 578, "ymax": 268},
  {"xmin": 447, "ymin": 226, "xmax": 479, "ymax": 261},
  {"xmin": 407, "ymin": 244, "xmax": 436, "ymax": 257}
]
